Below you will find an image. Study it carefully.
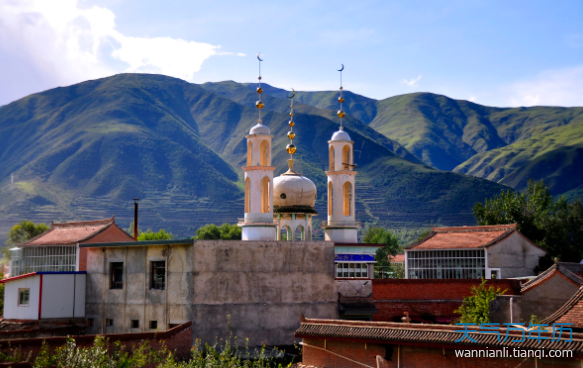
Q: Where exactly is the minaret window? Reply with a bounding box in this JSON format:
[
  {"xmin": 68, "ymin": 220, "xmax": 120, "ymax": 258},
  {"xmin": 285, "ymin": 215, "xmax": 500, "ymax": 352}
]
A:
[
  {"xmin": 260, "ymin": 140, "xmax": 269, "ymax": 166},
  {"xmin": 329, "ymin": 146, "xmax": 335, "ymax": 171},
  {"xmin": 343, "ymin": 181, "xmax": 352, "ymax": 216},
  {"xmin": 261, "ymin": 176, "xmax": 270, "ymax": 213},
  {"xmin": 247, "ymin": 141, "xmax": 253, "ymax": 166},
  {"xmin": 343, "ymin": 145, "xmax": 351, "ymax": 170},
  {"xmin": 244, "ymin": 178, "xmax": 251, "ymax": 213},
  {"xmin": 328, "ymin": 181, "xmax": 333, "ymax": 216}
]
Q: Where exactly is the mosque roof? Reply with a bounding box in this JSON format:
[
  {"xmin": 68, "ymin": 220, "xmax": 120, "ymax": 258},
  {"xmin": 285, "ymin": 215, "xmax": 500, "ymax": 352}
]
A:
[
  {"xmin": 249, "ymin": 123, "xmax": 270, "ymax": 135},
  {"xmin": 330, "ymin": 128, "xmax": 351, "ymax": 142}
]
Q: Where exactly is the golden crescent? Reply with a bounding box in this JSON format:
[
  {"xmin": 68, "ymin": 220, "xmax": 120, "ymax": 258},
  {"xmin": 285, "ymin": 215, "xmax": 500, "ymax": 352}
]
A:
[
  {"xmin": 338, "ymin": 64, "xmax": 344, "ymax": 72},
  {"xmin": 257, "ymin": 53, "xmax": 263, "ymax": 62},
  {"xmin": 287, "ymin": 88, "xmax": 296, "ymax": 99}
]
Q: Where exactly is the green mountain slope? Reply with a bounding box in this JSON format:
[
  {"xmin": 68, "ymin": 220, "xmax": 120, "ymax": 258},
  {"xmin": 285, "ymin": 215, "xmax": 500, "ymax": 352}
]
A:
[
  {"xmin": 0, "ymin": 74, "xmax": 507, "ymax": 241},
  {"xmin": 454, "ymin": 122, "xmax": 583, "ymax": 195}
]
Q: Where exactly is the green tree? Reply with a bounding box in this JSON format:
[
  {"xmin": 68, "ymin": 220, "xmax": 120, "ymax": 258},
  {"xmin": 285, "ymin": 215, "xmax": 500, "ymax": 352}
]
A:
[
  {"xmin": 454, "ymin": 279, "xmax": 507, "ymax": 324},
  {"xmin": 473, "ymin": 179, "xmax": 583, "ymax": 264},
  {"xmin": 193, "ymin": 223, "xmax": 241, "ymax": 240},
  {"xmin": 5, "ymin": 220, "xmax": 49, "ymax": 246},
  {"xmin": 137, "ymin": 229, "xmax": 174, "ymax": 241},
  {"xmin": 364, "ymin": 227, "xmax": 402, "ymax": 268}
]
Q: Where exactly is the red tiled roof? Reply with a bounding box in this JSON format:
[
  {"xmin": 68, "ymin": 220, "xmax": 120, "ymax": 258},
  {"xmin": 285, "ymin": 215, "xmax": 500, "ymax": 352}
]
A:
[
  {"xmin": 390, "ymin": 254, "xmax": 405, "ymax": 263},
  {"xmin": 295, "ymin": 317, "xmax": 583, "ymax": 354},
  {"xmin": 19, "ymin": 217, "xmax": 130, "ymax": 246},
  {"xmin": 542, "ymin": 286, "xmax": 583, "ymax": 328},
  {"xmin": 406, "ymin": 224, "xmax": 523, "ymax": 250}
]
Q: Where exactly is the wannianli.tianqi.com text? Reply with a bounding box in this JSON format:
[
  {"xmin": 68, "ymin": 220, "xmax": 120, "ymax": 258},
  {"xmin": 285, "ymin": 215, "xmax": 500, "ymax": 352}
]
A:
[{"xmin": 455, "ymin": 348, "xmax": 573, "ymax": 359}]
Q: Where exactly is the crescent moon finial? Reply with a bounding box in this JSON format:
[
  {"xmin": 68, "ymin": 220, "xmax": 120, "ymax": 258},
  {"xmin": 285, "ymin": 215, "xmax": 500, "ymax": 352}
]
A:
[
  {"xmin": 257, "ymin": 53, "xmax": 263, "ymax": 62},
  {"xmin": 287, "ymin": 88, "xmax": 296, "ymax": 99},
  {"xmin": 338, "ymin": 64, "xmax": 344, "ymax": 72}
]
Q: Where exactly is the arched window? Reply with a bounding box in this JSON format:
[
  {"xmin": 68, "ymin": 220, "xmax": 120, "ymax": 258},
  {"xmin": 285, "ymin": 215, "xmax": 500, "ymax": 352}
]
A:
[
  {"xmin": 343, "ymin": 181, "xmax": 352, "ymax": 216},
  {"xmin": 260, "ymin": 140, "xmax": 269, "ymax": 166},
  {"xmin": 295, "ymin": 225, "xmax": 305, "ymax": 241},
  {"xmin": 328, "ymin": 181, "xmax": 333, "ymax": 216},
  {"xmin": 261, "ymin": 176, "xmax": 270, "ymax": 213},
  {"xmin": 342, "ymin": 145, "xmax": 351, "ymax": 170},
  {"xmin": 329, "ymin": 146, "xmax": 335, "ymax": 171},
  {"xmin": 244, "ymin": 177, "xmax": 251, "ymax": 213},
  {"xmin": 247, "ymin": 141, "xmax": 253, "ymax": 166}
]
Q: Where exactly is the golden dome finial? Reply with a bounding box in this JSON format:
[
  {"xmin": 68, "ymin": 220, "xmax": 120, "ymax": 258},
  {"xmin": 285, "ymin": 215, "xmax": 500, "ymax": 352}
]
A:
[{"xmin": 286, "ymin": 88, "xmax": 297, "ymax": 158}]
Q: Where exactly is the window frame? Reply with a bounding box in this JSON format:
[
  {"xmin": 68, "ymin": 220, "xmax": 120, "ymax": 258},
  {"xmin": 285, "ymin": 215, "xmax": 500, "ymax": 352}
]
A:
[
  {"xmin": 151, "ymin": 260, "xmax": 166, "ymax": 290},
  {"xmin": 110, "ymin": 262, "xmax": 124, "ymax": 289},
  {"xmin": 18, "ymin": 288, "xmax": 30, "ymax": 307}
]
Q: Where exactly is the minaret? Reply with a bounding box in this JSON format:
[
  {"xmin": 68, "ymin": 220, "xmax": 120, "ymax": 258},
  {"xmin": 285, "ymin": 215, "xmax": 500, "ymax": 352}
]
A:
[
  {"xmin": 323, "ymin": 65, "xmax": 359, "ymax": 243},
  {"xmin": 240, "ymin": 54, "xmax": 277, "ymax": 241}
]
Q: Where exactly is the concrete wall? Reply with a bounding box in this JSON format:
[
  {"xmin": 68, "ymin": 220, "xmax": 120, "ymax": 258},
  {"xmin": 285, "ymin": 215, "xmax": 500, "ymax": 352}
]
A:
[
  {"xmin": 85, "ymin": 240, "xmax": 338, "ymax": 347},
  {"xmin": 337, "ymin": 280, "xmax": 373, "ymax": 297},
  {"xmin": 489, "ymin": 295, "xmax": 522, "ymax": 324},
  {"xmin": 3, "ymin": 275, "xmax": 40, "ymax": 320},
  {"xmin": 190, "ymin": 240, "xmax": 338, "ymax": 346},
  {"xmin": 85, "ymin": 243, "xmax": 193, "ymax": 335},
  {"xmin": 487, "ymin": 232, "xmax": 546, "ymax": 278}
]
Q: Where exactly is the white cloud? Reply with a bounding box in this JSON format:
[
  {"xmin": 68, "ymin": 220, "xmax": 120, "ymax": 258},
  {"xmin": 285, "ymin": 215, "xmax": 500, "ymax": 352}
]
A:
[
  {"xmin": 505, "ymin": 65, "xmax": 583, "ymax": 107},
  {"xmin": 401, "ymin": 74, "xmax": 422, "ymax": 87},
  {"xmin": 0, "ymin": 0, "xmax": 223, "ymax": 103}
]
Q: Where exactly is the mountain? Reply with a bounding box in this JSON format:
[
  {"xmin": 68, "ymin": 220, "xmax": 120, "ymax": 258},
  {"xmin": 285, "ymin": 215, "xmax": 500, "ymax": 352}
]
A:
[
  {"xmin": 277, "ymin": 90, "xmax": 583, "ymax": 199},
  {"xmin": 453, "ymin": 122, "xmax": 583, "ymax": 196},
  {"xmin": 0, "ymin": 74, "xmax": 507, "ymax": 240}
]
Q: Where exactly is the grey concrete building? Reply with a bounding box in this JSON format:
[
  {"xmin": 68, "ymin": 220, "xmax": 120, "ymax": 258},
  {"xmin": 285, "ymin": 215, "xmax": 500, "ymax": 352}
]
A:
[
  {"xmin": 490, "ymin": 262, "xmax": 582, "ymax": 323},
  {"xmin": 82, "ymin": 239, "xmax": 338, "ymax": 346}
]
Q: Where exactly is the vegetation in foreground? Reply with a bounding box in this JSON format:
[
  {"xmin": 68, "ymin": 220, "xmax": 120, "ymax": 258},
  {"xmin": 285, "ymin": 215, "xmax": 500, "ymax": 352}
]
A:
[
  {"xmin": 0, "ymin": 335, "xmax": 297, "ymax": 368},
  {"xmin": 454, "ymin": 279, "xmax": 507, "ymax": 324}
]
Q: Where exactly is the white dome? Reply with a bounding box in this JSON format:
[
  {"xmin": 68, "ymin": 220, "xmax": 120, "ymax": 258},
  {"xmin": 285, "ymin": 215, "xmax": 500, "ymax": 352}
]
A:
[
  {"xmin": 331, "ymin": 129, "xmax": 351, "ymax": 141},
  {"xmin": 273, "ymin": 174, "xmax": 317, "ymax": 210},
  {"xmin": 249, "ymin": 123, "xmax": 270, "ymax": 135}
]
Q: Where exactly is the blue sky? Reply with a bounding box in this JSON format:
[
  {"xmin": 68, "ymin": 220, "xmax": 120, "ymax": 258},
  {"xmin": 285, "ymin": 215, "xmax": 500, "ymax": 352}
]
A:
[{"xmin": 1, "ymin": 0, "xmax": 582, "ymax": 107}]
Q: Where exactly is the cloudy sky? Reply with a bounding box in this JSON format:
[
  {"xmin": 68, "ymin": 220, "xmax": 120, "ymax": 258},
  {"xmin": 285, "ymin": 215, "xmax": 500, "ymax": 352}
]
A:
[{"xmin": 1, "ymin": 0, "xmax": 582, "ymax": 107}]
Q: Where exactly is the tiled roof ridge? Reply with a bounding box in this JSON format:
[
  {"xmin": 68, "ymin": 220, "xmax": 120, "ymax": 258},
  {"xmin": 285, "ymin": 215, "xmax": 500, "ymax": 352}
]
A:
[
  {"xmin": 432, "ymin": 223, "xmax": 517, "ymax": 233},
  {"xmin": 521, "ymin": 264, "xmax": 581, "ymax": 293},
  {"xmin": 18, "ymin": 216, "xmax": 117, "ymax": 246},
  {"xmin": 51, "ymin": 216, "xmax": 115, "ymax": 228},
  {"xmin": 295, "ymin": 322, "xmax": 583, "ymax": 353},
  {"xmin": 542, "ymin": 285, "xmax": 583, "ymax": 325},
  {"xmin": 404, "ymin": 231, "xmax": 437, "ymax": 249}
]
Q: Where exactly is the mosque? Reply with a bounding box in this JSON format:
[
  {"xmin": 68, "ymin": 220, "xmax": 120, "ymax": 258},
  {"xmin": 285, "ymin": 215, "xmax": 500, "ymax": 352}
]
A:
[{"xmin": 239, "ymin": 59, "xmax": 359, "ymax": 245}]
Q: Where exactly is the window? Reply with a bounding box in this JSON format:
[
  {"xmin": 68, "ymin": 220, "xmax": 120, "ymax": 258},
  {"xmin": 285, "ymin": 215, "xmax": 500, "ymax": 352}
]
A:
[
  {"xmin": 336, "ymin": 263, "xmax": 368, "ymax": 278},
  {"xmin": 18, "ymin": 288, "xmax": 30, "ymax": 306},
  {"xmin": 406, "ymin": 250, "xmax": 486, "ymax": 279},
  {"xmin": 151, "ymin": 261, "xmax": 165, "ymax": 290},
  {"xmin": 131, "ymin": 320, "xmax": 140, "ymax": 328},
  {"xmin": 110, "ymin": 262, "xmax": 124, "ymax": 289},
  {"xmin": 11, "ymin": 246, "xmax": 76, "ymax": 277},
  {"xmin": 105, "ymin": 319, "xmax": 114, "ymax": 327},
  {"xmin": 342, "ymin": 145, "xmax": 351, "ymax": 170},
  {"xmin": 260, "ymin": 140, "xmax": 269, "ymax": 166},
  {"xmin": 244, "ymin": 177, "xmax": 251, "ymax": 213},
  {"xmin": 329, "ymin": 146, "xmax": 335, "ymax": 171},
  {"xmin": 343, "ymin": 181, "xmax": 352, "ymax": 216},
  {"xmin": 328, "ymin": 182, "xmax": 333, "ymax": 216},
  {"xmin": 261, "ymin": 176, "xmax": 270, "ymax": 213},
  {"xmin": 87, "ymin": 318, "xmax": 94, "ymax": 327},
  {"xmin": 247, "ymin": 141, "xmax": 253, "ymax": 166},
  {"xmin": 150, "ymin": 321, "xmax": 158, "ymax": 330}
]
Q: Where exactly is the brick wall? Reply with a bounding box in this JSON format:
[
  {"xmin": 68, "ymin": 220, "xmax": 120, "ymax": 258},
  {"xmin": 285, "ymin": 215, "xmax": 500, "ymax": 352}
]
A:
[
  {"xmin": 0, "ymin": 322, "xmax": 191, "ymax": 366},
  {"xmin": 372, "ymin": 279, "xmax": 521, "ymax": 323},
  {"xmin": 301, "ymin": 340, "xmax": 580, "ymax": 368}
]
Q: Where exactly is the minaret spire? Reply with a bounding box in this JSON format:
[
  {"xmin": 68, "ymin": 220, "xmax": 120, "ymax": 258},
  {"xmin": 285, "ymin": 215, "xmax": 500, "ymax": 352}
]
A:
[
  {"xmin": 256, "ymin": 53, "xmax": 265, "ymax": 124},
  {"xmin": 337, "ymin": 64, "xmax": 346, "ymax": 130}
]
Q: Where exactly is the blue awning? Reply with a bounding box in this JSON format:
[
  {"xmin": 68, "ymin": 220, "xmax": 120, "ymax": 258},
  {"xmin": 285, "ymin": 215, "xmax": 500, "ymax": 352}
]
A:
[{"xmin": 335, "ymin": 254, "xmax": 375, "ymax": 262}]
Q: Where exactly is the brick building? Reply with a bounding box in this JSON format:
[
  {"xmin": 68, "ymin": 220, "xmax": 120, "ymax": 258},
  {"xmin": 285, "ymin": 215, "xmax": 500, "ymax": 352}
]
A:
[
  {"xmin": 543, "ymin": 285, "xmax": 583, "ymax": 332},
  {"xmin": 295, "ymin": 317, "xmax": 583, "ymax": 368},
  {"xmin": 405, "ymin": 224, "xmax": 545, "ymax": 279},
  {"xmin": 372, "ymin": 278, "xmax": 520, "ymax": 323}
]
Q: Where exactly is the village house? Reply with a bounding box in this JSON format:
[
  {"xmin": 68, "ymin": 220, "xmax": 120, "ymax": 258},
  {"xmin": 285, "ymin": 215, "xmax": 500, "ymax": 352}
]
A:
[{"xmin": 404, "ymin": 224, "xmax": 546, "ymax": 279}]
